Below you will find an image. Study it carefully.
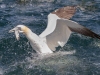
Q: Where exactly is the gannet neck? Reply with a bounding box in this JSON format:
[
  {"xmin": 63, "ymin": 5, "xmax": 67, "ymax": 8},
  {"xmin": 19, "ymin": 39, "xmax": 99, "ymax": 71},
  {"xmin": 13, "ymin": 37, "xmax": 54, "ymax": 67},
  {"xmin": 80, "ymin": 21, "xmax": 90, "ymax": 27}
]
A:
[
  {"xmin": 14, "ymin": 25, "xmax": 53, "ymax": 53},
  {"xmin": 17, "ymin": 25, "xmax": 53, "ymax": 54},
  {"xmin": 25, "ymin": 29, "xmax": 39, "ymax": 43}
]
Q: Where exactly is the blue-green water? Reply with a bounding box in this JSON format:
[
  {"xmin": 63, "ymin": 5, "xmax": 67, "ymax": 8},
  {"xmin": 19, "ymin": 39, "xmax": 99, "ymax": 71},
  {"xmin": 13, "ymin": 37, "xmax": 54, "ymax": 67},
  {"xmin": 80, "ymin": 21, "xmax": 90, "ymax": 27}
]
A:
[{"xmin": 0, "ymin": 0, "xmax": 100, "ymax": 75}]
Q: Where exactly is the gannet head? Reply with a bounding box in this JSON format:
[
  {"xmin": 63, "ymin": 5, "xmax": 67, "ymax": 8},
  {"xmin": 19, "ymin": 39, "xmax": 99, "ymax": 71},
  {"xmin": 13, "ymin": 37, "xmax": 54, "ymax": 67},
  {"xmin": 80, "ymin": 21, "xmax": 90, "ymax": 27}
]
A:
[{"xmin": 9, "ymin": 25, "xmax": 30, "ymax": 40}]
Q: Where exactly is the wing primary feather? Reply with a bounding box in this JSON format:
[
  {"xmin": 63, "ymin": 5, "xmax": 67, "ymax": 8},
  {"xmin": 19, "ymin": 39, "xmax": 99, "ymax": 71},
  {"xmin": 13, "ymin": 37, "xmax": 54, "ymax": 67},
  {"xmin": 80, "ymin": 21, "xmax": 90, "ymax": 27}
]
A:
[
  {"xmin": 58, "ymin": 19, "xmax": 100, "ymax": 39},
  {"xmin": 69, "ymin": 27, "xmax": 100, "ymax": 39}
]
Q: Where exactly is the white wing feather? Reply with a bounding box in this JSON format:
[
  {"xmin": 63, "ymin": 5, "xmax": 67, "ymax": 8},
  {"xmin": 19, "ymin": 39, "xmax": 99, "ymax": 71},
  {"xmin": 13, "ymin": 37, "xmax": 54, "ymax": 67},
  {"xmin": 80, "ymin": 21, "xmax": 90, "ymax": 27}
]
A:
[{"xmin": 39, "ymin": 13, "xmax": 60, "ymax": 37}]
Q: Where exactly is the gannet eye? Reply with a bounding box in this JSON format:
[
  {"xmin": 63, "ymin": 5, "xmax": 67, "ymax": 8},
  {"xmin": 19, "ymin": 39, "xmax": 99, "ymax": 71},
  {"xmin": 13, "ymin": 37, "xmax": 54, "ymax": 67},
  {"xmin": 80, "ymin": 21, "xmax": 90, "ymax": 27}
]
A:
[
  {"xmin": 17, "ymin": 27, "xmax": 24, "ymax": 33},
  {"xmin": 9, "ymin": 28, "xmax": 15, "ymax": 33}
]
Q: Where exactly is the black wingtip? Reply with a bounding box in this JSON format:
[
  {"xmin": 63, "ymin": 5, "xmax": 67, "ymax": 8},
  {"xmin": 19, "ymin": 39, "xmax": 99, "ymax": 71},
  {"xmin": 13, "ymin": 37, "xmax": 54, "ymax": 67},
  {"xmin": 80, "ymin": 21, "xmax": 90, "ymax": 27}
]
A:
[
  {"xmin": 89, "ymin": 31, "xmax": 100, "ymax": 39},
  {"xmin": 81, "ymin": 28, "xmax": 100, "ymax": 39}
]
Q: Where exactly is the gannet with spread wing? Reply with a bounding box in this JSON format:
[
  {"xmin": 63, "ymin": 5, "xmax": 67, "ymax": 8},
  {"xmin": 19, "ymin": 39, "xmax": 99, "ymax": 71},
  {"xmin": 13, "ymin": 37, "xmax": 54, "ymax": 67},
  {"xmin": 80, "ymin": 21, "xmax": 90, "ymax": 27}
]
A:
[{"xmin": 9, "ymin": 6, "xmax": 100, "ymax": 54}]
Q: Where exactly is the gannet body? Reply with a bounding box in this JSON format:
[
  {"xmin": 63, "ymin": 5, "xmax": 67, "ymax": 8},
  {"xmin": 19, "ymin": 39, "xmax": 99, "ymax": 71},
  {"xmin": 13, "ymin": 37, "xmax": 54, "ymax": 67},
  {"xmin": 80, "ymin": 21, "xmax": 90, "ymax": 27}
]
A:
[
  {"xmin": 24, "ymin": 27, "xmax": 53, "ymax": 53},
  {"xmin": 10, "ymin": 25, "xmax": 53, "ymax": 54},
  {"xmin": 9, "ymin": 6, "xmax": 100, "ymax": 54}
]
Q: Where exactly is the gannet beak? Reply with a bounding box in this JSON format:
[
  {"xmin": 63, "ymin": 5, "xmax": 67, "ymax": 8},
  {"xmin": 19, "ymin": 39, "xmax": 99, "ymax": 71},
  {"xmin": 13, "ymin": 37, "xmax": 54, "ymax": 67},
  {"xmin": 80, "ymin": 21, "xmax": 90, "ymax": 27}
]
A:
[
  {"xmin": 9, "ymin": 28, "xmax": 16, "ymax": 33},
  {"xmin": 9, "ymin": 27, "xmax": 20, "ymax": 40}
]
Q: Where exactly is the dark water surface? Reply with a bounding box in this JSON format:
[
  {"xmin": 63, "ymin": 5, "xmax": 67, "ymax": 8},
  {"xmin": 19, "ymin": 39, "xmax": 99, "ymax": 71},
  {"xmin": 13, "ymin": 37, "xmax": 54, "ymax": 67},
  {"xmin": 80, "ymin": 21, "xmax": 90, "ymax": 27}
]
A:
[{"xmin": 0, "ymin": 0, "xmax": 100, "ymax": 75}]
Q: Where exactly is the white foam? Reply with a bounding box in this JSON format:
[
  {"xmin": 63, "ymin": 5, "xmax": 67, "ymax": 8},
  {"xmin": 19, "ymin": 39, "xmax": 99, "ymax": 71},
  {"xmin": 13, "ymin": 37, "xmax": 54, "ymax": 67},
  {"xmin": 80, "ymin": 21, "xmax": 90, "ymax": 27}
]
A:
[
  {"xmin": 0, "ymin": 4, "xmax": 6, "ymax": 8},
  {"xmin": 0, "ymin": 68, "xmax": 3, "ymax": 75}
]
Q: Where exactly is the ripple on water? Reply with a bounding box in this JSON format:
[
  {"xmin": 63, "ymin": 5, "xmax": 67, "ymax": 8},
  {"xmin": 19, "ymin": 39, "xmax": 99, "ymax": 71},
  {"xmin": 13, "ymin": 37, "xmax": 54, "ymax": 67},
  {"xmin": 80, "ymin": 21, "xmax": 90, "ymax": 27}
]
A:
[{"xmin": 2, "ymin": 52, "xmax": 87, "ymax": 75}]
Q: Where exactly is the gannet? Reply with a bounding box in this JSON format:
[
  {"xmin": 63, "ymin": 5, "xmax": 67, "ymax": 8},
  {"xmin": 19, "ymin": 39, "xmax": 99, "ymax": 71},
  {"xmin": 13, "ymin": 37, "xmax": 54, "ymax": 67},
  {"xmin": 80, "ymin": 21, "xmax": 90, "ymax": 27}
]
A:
[{"xmin": 9, "ymin": 6, "xmax": 100, "ymax": 54}]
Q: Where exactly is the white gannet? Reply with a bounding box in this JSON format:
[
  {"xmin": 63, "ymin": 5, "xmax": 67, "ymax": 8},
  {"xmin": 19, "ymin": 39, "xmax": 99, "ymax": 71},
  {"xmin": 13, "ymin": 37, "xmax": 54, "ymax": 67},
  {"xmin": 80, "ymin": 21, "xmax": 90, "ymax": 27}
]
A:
[{"xmin": 9, "ymin": 6, "xmax": 100, "ymax": 54}]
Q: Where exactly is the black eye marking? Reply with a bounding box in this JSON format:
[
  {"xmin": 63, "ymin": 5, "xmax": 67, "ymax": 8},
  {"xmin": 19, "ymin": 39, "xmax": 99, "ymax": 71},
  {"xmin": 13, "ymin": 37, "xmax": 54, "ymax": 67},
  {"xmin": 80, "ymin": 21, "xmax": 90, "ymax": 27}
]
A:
[{"xmin": 17, "ymin": 27, "xmax": 21, "ymax": 31}]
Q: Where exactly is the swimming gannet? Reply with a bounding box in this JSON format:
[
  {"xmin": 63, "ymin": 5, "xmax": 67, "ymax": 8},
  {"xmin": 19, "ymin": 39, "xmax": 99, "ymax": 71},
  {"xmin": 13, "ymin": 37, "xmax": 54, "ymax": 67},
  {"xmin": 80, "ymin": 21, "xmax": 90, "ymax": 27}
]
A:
[{"xmin": 9, "ymin": 6, "xmax": 100, "ymax": 54}]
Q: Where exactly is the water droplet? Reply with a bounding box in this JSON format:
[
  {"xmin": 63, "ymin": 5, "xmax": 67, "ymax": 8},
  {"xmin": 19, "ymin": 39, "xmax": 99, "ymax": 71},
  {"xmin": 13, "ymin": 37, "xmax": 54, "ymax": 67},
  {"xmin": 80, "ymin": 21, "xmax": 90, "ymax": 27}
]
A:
[{"xmin": 0, "ymin": 4, "xmax": 6, "ymax": 8}]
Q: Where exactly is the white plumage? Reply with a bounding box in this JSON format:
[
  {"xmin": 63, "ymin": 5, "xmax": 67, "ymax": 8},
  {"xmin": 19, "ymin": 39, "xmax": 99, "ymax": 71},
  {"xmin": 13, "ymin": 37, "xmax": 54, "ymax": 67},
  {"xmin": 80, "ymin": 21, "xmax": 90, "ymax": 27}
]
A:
[{"xmin": 9, "ymin": 6, "xmax": 100, "ymax": 54}]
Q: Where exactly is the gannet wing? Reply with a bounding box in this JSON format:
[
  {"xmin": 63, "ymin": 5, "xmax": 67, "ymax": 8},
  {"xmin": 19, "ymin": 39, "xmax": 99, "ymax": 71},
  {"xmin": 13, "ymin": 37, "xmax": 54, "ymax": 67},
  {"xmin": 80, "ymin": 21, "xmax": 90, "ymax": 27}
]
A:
[
  {"xmin": 43, "ymin": 19, "xmax": 100, "ymax": 51},
  {"xmin": 39, "ymin": 6, "xmax": 77, "ymax": 38},
  {"xmin": 58, "ymin": 19, "xmax": 100, "ymax": 39},
  {"xmin": 52, "ymin": 6, "xmax": 76, "ymax": 19},
  {"xmin": 46, "ymin": 19, "xmax": 72, "ymax": 51},
  {"xmin": 39, "ymin": 6, "xmax": 100, "ymax": 51},
  {"xmin": 39, "ymin": 14, "xmax": 72, "ymax": 51}
]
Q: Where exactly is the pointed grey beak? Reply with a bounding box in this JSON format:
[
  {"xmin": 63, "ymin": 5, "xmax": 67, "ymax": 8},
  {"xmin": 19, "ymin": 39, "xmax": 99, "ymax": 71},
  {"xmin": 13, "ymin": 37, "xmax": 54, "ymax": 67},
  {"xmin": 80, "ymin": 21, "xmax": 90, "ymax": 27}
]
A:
[{"xmin": 9, "ymin": 28, "xmax": 16, "ymax": 33}]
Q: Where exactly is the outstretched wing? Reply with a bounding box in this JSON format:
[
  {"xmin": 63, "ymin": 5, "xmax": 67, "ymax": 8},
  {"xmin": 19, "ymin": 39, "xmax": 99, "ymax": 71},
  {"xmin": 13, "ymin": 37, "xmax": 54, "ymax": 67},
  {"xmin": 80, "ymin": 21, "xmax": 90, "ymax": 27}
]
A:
[
  {"xmin": 52, "ymin": 6, "xmax": 76, "ymax": 19},
  {"xmin": 46, "ymin": 19, "xmax": 72, "ymax": 51},
  {"xmin": 39, "ymin": 6, "xmax": 100, "ymax": 51},
  {"xmin": 45, "ymin": 19, "xmax": 100, "ymax": 51},
  {"xmin": 39, "ymin": 6, "xmax": 77, "ymax": 38},
  {"xmin": 58, "ymin": 19, "xmax": 100, "ymax": 39}
]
